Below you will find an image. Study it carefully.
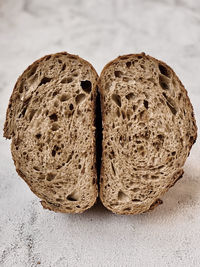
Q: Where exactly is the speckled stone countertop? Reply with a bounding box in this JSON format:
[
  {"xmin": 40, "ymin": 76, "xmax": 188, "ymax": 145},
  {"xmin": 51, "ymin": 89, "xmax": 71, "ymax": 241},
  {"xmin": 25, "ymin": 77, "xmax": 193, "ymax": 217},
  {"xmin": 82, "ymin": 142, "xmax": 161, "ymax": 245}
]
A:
[{"xmin": 0, "ymin": 0, "xmax": 200, "ymax": 266}]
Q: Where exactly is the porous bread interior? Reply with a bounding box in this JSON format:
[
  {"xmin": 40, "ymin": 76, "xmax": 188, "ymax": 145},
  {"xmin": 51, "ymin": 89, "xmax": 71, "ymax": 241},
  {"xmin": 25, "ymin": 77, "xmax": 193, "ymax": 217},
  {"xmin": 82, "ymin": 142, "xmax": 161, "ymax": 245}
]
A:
[
  {"xmin": 5, "ymin": 53, "xmax": 98, "ymax": 213},
  {"xmin": 100, "ymin": 54, "xmax": 197, "ymax": 214}
]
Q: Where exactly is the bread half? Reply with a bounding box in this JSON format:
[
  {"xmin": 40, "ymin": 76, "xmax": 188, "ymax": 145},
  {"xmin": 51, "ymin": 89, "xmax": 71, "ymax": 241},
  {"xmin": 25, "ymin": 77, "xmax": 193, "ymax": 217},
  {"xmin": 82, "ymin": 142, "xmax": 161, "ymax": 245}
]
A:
[
  {"xmin": 4, "ymin": 52, "xmax": 99, "ymax": 213},
  {"xmin": 99, "ymin": 53, "xmax": 197, "ymax": 214}
]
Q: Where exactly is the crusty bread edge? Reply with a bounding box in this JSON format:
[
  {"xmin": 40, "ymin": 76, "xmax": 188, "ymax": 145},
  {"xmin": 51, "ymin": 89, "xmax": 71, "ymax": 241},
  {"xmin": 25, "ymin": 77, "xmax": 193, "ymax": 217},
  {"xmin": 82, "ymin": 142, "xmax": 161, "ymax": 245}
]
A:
[
  {"xmin": 98, "ymin": 52, "xmax": 197, "ymax": 215},
  {"xmin": 4, "ymin": 52, "xmax": 99, "ymax": 213}
]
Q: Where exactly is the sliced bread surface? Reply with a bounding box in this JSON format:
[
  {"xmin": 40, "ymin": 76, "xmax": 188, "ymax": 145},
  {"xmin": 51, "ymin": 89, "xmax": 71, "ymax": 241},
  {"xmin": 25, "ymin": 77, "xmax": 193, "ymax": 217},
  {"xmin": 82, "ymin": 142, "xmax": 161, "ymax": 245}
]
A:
[
  {"xmin": 4, "ymin": 52, "xmax": 99, "ymax": 213},
  {"xmin": 99, "ymin": 53, "xmax": 197, "ymax": 214}
]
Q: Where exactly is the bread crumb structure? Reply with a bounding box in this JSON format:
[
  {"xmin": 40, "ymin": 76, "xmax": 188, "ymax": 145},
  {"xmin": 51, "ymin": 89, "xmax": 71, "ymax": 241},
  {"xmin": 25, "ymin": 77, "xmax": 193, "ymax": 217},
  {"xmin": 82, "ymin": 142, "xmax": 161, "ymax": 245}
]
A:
[
  {"xmin": 99, "ymin": 53, "xmax": 197, "ymax": 214},
  {"xmin": 4, "ymin": 52, "xmax": 99, "ymax": 213}
]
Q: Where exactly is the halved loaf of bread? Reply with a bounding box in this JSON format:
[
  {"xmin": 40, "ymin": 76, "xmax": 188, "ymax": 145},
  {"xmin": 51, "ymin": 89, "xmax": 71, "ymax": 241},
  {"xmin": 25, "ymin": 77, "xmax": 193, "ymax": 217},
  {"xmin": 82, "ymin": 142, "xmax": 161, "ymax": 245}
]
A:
[
  {"xmin": 99, "ymin": 53, "xmax": 197, "ymax": 214},
  {"xmin": 4, "ymin": 52, "xmax": 99, "ymax": 213}
]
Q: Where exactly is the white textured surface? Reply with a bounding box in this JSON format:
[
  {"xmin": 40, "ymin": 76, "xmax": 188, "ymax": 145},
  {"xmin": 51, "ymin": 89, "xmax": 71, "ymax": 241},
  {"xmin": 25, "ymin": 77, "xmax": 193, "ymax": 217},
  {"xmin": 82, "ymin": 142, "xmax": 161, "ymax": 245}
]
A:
[{"xmin": 0, "ymin": 0, "xmax": 200, "ymax": 266}]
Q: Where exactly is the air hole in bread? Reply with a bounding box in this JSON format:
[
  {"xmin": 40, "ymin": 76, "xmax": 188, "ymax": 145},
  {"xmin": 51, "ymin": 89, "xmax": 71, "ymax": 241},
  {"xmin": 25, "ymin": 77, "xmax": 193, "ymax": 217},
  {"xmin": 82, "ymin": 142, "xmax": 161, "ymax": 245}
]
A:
[
  {"xmin": 151, "ymin": 175, "xmax": 159, "ymax": 180},
  {"xmin": 73, "ymin": 72, "xmax": 78, "ymax": 77},
  {"xmin": 123, "ymin": 207, "xmax": 131, "ymax": 211},
  {"xmin": 118, "ymin": 190, "xmax": 129, "ymax": 201},
  {"xmin": 67, "ymin": 191, "xmax": 79, "ymax": 201},
  {"xmin": 52, "ymin": 145, "xmax": 59, "ymax": 157},
  {"xmin": 35, "ymin": 133, "xmax": 41, "ymax": 139},
  {"xmin": 39, "ymin": 77, "xmax": 52, "ymax": 86},
  {"xmin": 29, "ymin": 109, "xmax": 36, "ymax": 121},
  {"xmin": 114, "ymin": 71, "xmax": 123, "ymax": 78},
  {"xmin": 81, "ymin": 164, "xmax": 85, "ymax": 174},
  {"xmin": 28, "ymin": 65, "xmax": 38, "ymax": 78},
  {"xmin": 157, "ymin": 134, "xmax": 164, "ymax": 141},
  {"xmin": 159, "ymin": 75, "xmax": 170, "ymax": 90},
  {"xmin": 138, "ymin": 145, "xmax": 144, "ymax": 152},
  {"xmin": 19, "ymin": 81, "xmax": 24, "ymax": 93},
  {"xmin": 143, "ymin": 100, "xmax": 149, "ymax": 109},
  {"xmin": 38, "ymin": 174, "xmax": 45, "ymax": 181},
  {"xmin": 60, "ymin": 93, "xmax": 69, "ymax": 102},
  {"xmin": 111, "ymin": 162, "xmax": 116, "ymax": 176},
  {"xmin": 163, "ymin": 93, "xmax": 177, "ymax": 115},
  {"xmin": 56, "ymin": 165, "xmax": 62, "ymax": 170},
  {"xmin": 148, "ymin": 77, "xmax": 155, "ymax": 84},
  {"xmin": 61, "ymin": 77, "xmax": 73, "ymax": 84},
  {"xmin": 45, "ymin": 55, "xmax": 51, "ymax": 61},
  {"xmin": 69, "ymin": 103, "xmax": 74, "ymax": 110},
  {"xmin": 158, "ymin": 63, "xmax": 171, "ymax": 78},
  {"xmin": 46, "ymin": 172, "xmax": 56, "ymax": 181},
  {"xmin": 132, "ymin": 105, "xmax": 137, "ymax": 112},
  {"xmin": 132, "ymin": 199, "xmax": 141, "ymax": 202},
  {"xmin": 153, "ymin": 142, "xmax": 161, "ymax": 151},
  {"xmin": 166, "ymin": 102, "xmax": 177, "ymax": 115},
  {"xmin": 53, "ymin": 91, "xmax": 58, "ymax": 97},
  {"xmin": 56, "ymin": 198, "xmax": 63, "ymax": 202},
  {"xmin": 121, "ymin": 110, "xmax": 126, "ymax": 119},
  {"xmin": 109, "ymin": 150, "xmax": 115, "ymax": 159},
  {"xmin": 75, "ymin": 93, "xmax": 86, "ymax": 105},
  {"xmin": 66, "ymin": 151, "xmax": 74, "ymax": 163},
  {"xmin": 127, "ymin": 110, "xmax": 132, "ymax": 120},
  {"xmin": 132, "ymin": 188, "xmax": 139, "ymax": 193},
  {"xmin": 58, "ymin": 59, "xmax": 62, "ymax": 64},
  {"xmin": 126, "ymin": 93, "xmax": 134, "ymax": 100},
  {"xmin": 51, "ymin": 123, "xmax": 59, "ymax": 131},
  {"xmin": 112, "ymin": 94, "xmax": 121, "ymax": 107},
  {"xmin": 80, "ymin": 80, "xmax": 92, "ymax": 93},
  {"xmin": 139, "ymin": 110, "xmax": 146, "ymax": 120},
  {"xmin": 171, "ymin": 151, "xmax": 176, "ymax": 156},
  {"xmin": 116, "ymin": 108, "xmax": 120, "ymax": 117},
  {"xmin": 126, "ymin": 62, "xmax": 131, "ymax": 68},
  {"xmin": 19, "ymin": 107, "xmax": 27, "ymax": 118},
  {"xmin": 123, "ymin": 77, "xmax": 130, "ymax": 82},
  {"xmin": 61, "ymin": 64, "xmax": 66, "ymax": 71},
  {"xmin": 49, "ymin": 113, "xmax": 58, "ymax": 121},
  {"xmin": 33, "ymin": 166, "xmax": 40, "ymax": 171}
]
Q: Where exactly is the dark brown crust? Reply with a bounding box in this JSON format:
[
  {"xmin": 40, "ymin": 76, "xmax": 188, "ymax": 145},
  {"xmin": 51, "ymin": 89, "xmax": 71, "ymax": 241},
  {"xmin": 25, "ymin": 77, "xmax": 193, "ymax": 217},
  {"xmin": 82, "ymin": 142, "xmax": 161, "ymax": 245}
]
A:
[
  {"xmin": 148, "ymin": 199, "xmax": 163, "ymax": 211},
  {"xmin": 98, "ymin": 52, "xmax": 197, "ymax": 215},
  {"xmin": 4, "ymin": 52, "xmax": 99, "ymax": 214},
  {"xmin": 169, "ymin": 170, "xmax": 184, "ymax": 188}
]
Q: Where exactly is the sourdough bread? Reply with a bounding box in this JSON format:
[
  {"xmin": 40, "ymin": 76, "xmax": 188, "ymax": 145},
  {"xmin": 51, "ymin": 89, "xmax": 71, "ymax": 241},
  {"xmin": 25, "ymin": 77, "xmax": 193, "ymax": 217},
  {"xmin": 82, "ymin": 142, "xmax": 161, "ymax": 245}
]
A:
[
  {"xmin": 99, "ymin": 53, "xmax": 197, "ymax": 214},
  {"xmin": 4, "ymin": 52, "xmax": 99, "ymax": 213}
]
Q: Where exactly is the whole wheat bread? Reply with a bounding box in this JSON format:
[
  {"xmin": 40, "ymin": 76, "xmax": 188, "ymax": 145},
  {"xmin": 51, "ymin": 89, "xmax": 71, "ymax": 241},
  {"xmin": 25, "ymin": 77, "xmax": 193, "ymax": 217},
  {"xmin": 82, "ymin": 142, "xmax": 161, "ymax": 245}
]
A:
[
  {"xmin": 4, "ymin": 52, "xmax": 99, "ymax": 213},
  {"xmin": 99, "ymin": 53, "xmax": 197, "ymax": 214}
]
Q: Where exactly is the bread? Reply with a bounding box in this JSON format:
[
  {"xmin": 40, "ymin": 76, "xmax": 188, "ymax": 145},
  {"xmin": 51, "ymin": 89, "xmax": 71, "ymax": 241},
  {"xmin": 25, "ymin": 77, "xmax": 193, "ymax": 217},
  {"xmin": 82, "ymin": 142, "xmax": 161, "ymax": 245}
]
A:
[
  {"xmin": 99, "ymin": 53, "xmax": 197, "ymax": 215},
  {"xmin": 4, "ymin": 52, "xmax": 99, "ymax": 213}
]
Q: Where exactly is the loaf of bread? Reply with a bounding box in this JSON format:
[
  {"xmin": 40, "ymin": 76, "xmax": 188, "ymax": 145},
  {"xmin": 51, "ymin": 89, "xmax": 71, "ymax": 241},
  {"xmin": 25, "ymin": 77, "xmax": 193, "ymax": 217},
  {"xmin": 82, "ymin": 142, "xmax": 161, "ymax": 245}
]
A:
[
  {"xmin": 99, "ymin": 53, "xmax": 197, "ymax": 214},
  {"xmin": 4, "ymin": 52, "xmax": 99, "ymax": 213}
]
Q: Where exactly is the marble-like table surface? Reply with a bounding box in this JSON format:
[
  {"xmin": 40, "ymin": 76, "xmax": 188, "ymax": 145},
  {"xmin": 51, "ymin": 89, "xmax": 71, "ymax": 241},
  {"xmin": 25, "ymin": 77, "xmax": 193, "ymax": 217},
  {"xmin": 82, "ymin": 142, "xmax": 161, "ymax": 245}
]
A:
[{"xmin": 0, "ymin": 0, "xmax": 200, "ymax": 266}]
